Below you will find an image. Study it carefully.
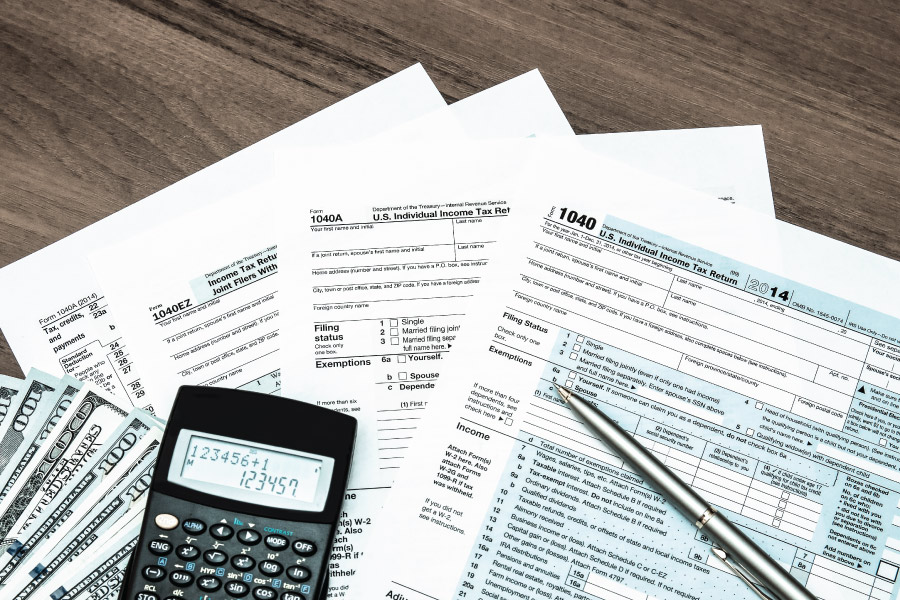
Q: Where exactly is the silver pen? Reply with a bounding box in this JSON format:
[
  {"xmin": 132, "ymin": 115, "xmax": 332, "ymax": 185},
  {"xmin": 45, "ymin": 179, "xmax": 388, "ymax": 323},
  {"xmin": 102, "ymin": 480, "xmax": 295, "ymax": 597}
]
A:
[{"xmin": 553, "ymin": 383, "xmax": 816, "ymax": 600}]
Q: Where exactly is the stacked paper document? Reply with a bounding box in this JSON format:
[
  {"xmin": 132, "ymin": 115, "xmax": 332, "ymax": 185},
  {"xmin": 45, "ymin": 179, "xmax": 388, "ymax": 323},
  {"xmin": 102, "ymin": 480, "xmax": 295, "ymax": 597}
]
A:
[{"xmin": 2, "ymin": 64, "xmax": 899, "ymax": 600}]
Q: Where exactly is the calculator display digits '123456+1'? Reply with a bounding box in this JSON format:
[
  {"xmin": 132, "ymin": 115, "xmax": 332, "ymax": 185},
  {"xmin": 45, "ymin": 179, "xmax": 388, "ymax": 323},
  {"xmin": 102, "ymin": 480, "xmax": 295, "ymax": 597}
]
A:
[{"xmin": 120, "ymin": 386, "xmax": 356, "ymax": 600}]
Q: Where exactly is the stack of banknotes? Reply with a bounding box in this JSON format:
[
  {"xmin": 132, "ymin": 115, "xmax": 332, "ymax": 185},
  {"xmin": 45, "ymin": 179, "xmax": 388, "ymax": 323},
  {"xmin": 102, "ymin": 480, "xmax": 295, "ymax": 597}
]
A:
[{"xmin": 0, "ymin": 368, "xmax": 162, "ymax": 600}]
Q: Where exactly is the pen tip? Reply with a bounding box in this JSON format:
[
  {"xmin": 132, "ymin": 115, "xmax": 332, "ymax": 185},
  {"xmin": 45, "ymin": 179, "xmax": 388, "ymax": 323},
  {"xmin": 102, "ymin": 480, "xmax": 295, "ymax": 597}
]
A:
[{"xmin": 552, "ymin": 382, "xmax": 571, "ymax": 403}]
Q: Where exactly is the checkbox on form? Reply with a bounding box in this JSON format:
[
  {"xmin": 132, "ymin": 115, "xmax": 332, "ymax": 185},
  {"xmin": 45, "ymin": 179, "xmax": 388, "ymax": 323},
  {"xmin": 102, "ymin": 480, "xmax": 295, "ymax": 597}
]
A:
[
  {"xmin": 391, "ymin": 337, "xmax": 399, "ymax": 345},
  {"xmin": 390, "ymin": 328, "xmax": 398, "ymax": 335},
  {"xmin": 745, "ymin": 428, "xmax": 754, "ymax": 436},
  {"xmin": 755, "ymin": 402, "xmax": 763, "ymax": 409},
  {"xmin": 397, "ymin": 355, "xmax": 406, "ymax": 363},
  {"xmin": 569, "ymin": 352, "xmax": 578, "ymax": 360},
  {"xmin": 576, "ymin": 335, "xmax": 584, "ymax": 342},
  {"xmin": 399, "ymin": 372, "xmax": 407, "ymax": 380},
  {"xmin": 573, "ymin": 344, "xmax": 581, "ymax": 351},
  {"xmin": 390, "ymin": 319, "xmax": 398, "ymax": 326},
  {"xmin": 877, "ymin": 561, "xmax": 898, "ymax": 581},
  {"xmin": 566, "ymin": 379, "xmax": 574, "ymax": 387}
]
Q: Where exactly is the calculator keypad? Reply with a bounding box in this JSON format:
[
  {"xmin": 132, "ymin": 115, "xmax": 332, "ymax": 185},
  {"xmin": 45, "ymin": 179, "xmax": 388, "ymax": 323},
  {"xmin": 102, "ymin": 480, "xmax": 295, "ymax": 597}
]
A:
[
  {"xmin": 292, "ymin": 540, "xmax": 316, "ymax": 556},
  {"xmin": 254, "ymin": 586, "xmax": 278, "ymax": 600},
  {"xmin": 127, "ymin": 493, "xmax": 331, "ymax": 600},
  {"xmin": 142, "ymin": 566, "xmax": 166, "ymax": 582},
  {"xmin": 286, "ymin": 565, "xmax": 311, "ymax": 582},
  {"xmin": 232, "ymin": 555, "xmax": 256, "ymax": 570},
  {"xmin": 259, "ymin": 560, "xmax": 284, "ymax": 576},
  {"xmin": 226, "ymin": 580, "xmax": 251, "ymax": 597},
  {"xmin": 169, "ymin": 570, "xmax": 193, "ymax": 587},
  {"xmin": 174, "ymin": 544, "xmax": 199, "ymax": 560},
  {"xmin": 181, "ymin": 518, "xmax": 206, "ymax": 534},
  {"xmin": 148, "ymin": 540, "xmax": 172, "ymax": 555},
  {"xmin": 210, "ymin": 523, "xmax": 234, "ymax": 539},
  {"xmin": 203, "ymin": 548, "xmax": 228, "ymax": 565},
  {"xmin": 239, "ymin": 528, "xmax": 262, "ymax": 545},
  {"xmin": 197, "ymin": 575, "xmax": 222, "ymax": 591},
  {"xmin": 264, "ymin": 534, "xmax": 290, "ymax": 550}
]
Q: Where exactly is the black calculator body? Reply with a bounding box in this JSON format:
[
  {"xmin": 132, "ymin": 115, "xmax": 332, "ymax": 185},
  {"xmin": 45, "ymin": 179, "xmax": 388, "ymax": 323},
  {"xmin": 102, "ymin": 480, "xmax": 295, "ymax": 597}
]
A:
[{"xmin": 120, "ymin": 386, "xmax": 356, "ymax": 600}]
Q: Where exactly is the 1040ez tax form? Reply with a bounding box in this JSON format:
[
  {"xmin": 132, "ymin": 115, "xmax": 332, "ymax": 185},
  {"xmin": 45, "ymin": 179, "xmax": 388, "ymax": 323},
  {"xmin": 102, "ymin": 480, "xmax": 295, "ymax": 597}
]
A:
[{"xmin": 355, "ymin": 178, "xmax": 900, "ymax": 600}]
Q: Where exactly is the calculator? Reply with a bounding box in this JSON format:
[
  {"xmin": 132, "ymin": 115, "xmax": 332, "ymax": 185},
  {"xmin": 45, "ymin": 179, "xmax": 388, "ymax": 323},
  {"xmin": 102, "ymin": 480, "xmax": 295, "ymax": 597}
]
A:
[{"xmin": 120, "ymin": 386, "xmax": 356, "ymax": 600}]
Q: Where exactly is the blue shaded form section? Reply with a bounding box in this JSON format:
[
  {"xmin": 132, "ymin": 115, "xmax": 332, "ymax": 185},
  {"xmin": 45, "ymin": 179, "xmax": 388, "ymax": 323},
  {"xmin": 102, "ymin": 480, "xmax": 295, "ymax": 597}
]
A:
[
  {"xmin": 848, "ymin": 383, "xmax": 900, "ymax": 452},
  {"xmin": 189, "ymin": 247, "xmax": 278, "ymax": 303},
  {"xmin": 452, "ymin": 431, "xmax": 804, "ymax": 600},
  {"xmin": 603, "ymin": 216, "xmax": 900, "ymax": 346}
]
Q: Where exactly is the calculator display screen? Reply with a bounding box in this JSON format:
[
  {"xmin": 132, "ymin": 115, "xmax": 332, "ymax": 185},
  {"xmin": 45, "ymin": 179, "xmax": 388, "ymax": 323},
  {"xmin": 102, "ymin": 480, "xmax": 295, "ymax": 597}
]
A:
[
  {"xmin": 181, "ymin": 435, "xmax": 322, "ymax": 502},
  {"xmin": 168, "ymin": 429, "xmax": 335, "ymax": 511}
]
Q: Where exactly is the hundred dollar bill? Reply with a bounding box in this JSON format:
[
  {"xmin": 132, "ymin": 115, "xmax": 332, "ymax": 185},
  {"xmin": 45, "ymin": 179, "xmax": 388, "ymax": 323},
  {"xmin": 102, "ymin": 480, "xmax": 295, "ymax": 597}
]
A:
[
  {"xmin": 6, "ymin": 434, "xmax": 159, "ymax": 600},
  {"xmin": 4, "ymin": 404, "xmax": 150, "ymax": 547},
  {"xmin": 0, "ymin": 371, "xmax": 82, "ymax": 506},
  {"xmin": 0, "ymin": 410, "xmax": 161, "ymax": 584},
  {"xmin": 0, "ymin": 385, "xmax": 131, "ymax": 550},
  {"xmin": 0, "ymin": 375, "xmax": 25, "ymax": 429},
  {"xmin": 0, "ymin": 369, "xmax": 62, "ymax": 477},
  {"xmin": 43, "ymin": 504, "xmax": 144, "ymax": 600}
]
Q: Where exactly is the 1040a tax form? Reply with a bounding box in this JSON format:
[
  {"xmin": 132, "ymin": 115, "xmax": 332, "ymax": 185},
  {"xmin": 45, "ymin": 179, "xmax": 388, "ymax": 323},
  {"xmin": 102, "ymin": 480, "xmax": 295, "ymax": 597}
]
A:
[{"xmin": 356, "ymin": 183, "xmax": 900, "ymax": 600}]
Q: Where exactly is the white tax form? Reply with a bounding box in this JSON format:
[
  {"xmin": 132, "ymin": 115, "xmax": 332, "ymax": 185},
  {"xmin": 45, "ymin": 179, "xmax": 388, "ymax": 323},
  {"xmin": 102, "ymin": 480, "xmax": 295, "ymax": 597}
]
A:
[
  {"xmin": 279, "ymin": 127, "xmax": 774, "ymax": 481},
  {"xmin": 86, "ymin": 71, "xmax": 574, "ymax": 418},
  {"xmin": 375, "ymin": 69, "xmax": 573, "ymax": 141},
  {"xmin": 0, "ymin": 64, "xmax": 445, "ymax": 407},
  {"xmin": 355, "ymin": 146, "xmax": 900, "ymax": 600},
  {"xmin": 579, "ymin": 125, "xmax": 774, "ymax": 217},
  {"xmin": 277, "ymin": 135, "xmax": 767, "ymax": 597}
]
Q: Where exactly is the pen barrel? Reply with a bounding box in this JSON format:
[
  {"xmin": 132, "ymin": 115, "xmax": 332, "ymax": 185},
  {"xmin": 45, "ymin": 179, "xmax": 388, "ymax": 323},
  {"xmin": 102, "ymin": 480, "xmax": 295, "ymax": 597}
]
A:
[
  {"xmin": 564, "ymin": 388, "xmax": 815, "ymax": 600},
  {"xmin": 566, "ymin": 391, "xmax": 709, "ymax": 519},
  {"xmin": 703, "ymin": 513, "xmax": 816, "ymax": 600}
]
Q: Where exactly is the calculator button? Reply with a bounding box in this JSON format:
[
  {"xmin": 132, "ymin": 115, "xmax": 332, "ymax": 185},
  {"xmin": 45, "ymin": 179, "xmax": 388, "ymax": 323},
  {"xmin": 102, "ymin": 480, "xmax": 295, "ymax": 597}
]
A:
[
  {"xmin": 181, "ymin": 518, "xmax": 206, "ymax": 534},
  {"xmin": 280, "ymin": 593, "xmax": 306, "ymax": 600},
  {"xmin": 135, "ymin": 593, "xmax": 159, "ymax": 600},
  {"xmin": 252, "ymin": 586, "xmax": 277, "ymax": 600},
  {"xmin": 264, "ymin": 534, "xmax": 289, "ymax": 551},
  {"xmin": 197, "ymin": 575, "xmax": 222, "ymax": 592},
  {"xmin": 292, "ymin": 540, "xmax": 316, "ymax": 556},
  {"xmin": 231, "ymin": 555, "xmax": 256, "ymax": 571},
  {"xmin": 169, "ymin": 570, "xmax": 193, "ymax": 587},
  {"xmin": 225, "ymin": 580, "xmax": 251, "ymax": 597},
  {"xmin": 286, "ymin": 565, "xmax": 311, "ymax": 582},
  {"xmin": 154, "ymin": 514, "xmax": 178, "ymax": 530},
  {"xmin": 203, "ymin": 549, "xmax": 228, "ymax": 565},
  {"xmin": 175, "ymin": 544, "xmax": 200, "ymax": 560},
  {"xmin": 258, "ymin": 560, "xmax": 283, "ymax": 576},
  {"xmin": 148, "ymin": 539, "xmax": 173, "ymax": 555},
  {"xmin": 238, "ymin": 528, "xmax": 262, "ymax": 545},
  {"xmin": 210, "ymin": 523, "xmax": 234, "ymax": 540},
  {"xmin": 142, "ymin": 565, "xmax": 166, "ymax": 582}
]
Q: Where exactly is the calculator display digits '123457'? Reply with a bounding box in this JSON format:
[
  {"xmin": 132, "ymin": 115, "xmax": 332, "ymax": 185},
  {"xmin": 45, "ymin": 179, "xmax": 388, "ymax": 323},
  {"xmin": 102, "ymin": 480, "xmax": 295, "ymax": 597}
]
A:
[{"xmin": 120, "ymin": 386, "xmax": 356, "ymax": 600}]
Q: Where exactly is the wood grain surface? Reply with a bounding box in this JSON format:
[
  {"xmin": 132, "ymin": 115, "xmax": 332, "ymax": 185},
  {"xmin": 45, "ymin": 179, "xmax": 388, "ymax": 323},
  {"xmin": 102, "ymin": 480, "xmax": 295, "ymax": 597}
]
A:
[{"xmin": 1, "ymin": 0, "xmax": 898, "ymax": 378}]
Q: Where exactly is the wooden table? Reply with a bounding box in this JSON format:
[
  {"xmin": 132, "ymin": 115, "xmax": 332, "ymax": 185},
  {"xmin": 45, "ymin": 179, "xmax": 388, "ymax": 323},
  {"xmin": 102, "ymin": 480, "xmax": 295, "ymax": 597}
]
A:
[{"xmin": 1, "ymin": 0, "xmax": 897, "ymax": 378}]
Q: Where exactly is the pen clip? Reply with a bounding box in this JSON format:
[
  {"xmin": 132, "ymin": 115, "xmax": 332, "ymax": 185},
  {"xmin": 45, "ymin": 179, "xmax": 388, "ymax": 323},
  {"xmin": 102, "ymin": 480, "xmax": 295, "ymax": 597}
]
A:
[{"xmin": 711, "ymin": 546, "xmax": 779, "ymax": 600}]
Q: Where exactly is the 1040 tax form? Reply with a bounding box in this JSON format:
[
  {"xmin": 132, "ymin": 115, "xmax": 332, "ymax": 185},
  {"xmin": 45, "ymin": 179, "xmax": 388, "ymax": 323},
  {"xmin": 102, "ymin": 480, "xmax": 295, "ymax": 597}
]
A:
[
  {"xmin": 355, "ymin": 157, "xmax": 900, "ymax": 600},
  {"xmin": 277, "ymin": 135, "xmax": 772, "ymax": 599}
]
